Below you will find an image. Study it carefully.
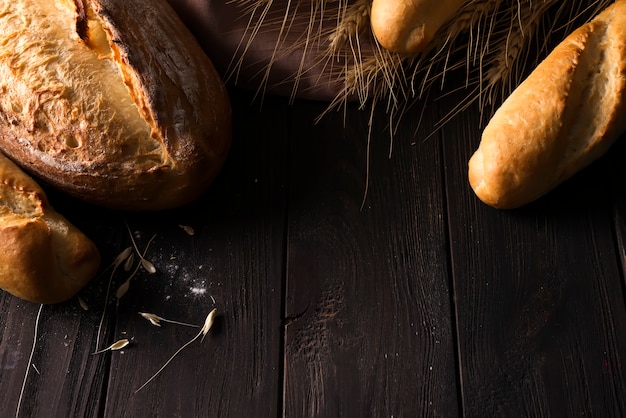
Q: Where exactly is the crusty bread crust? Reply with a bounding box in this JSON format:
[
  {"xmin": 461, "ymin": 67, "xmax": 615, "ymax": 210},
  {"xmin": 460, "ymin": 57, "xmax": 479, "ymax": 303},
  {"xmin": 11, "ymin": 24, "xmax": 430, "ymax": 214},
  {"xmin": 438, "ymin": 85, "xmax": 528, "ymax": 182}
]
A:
[
  {"xmin": 370, "ymin": 0, "xmax": 466, "ymax": 54},
  {"xmin": 0, "ymin": 152, "xmax": 100, "ymax": 304},
  {"xmin": 468, "ymin": 0, "xmax": 626, "ymax": 209},
  {"xmin": 0, "ymin": 0, "xmax": 231, "ymax": 210}
]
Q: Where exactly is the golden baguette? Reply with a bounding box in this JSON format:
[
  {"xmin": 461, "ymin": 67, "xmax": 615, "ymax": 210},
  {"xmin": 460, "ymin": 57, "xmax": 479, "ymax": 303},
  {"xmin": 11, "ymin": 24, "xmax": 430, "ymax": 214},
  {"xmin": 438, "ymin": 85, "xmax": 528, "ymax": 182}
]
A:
[
  {"xmin": 0, "ymin": 152, "xmax": 100, "ymax": 304},
  {"xmin": 468, "ymin": 0, "xmax": 626, "ymax": 209},
  {"xmin": 0, "ymin": 0, "xmax": 231, "ymax": 210},
  {"xmin": 370, "ymin": 0, "xmax": 466, "ymax": 54}
]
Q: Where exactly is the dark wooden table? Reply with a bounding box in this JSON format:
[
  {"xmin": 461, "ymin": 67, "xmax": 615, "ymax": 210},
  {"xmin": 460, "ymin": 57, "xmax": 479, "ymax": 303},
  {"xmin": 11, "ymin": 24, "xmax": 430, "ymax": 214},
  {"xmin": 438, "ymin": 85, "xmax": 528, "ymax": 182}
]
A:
[{"xmin": 1, "ymin": 84, "xmax": 625, "ymax": 417}]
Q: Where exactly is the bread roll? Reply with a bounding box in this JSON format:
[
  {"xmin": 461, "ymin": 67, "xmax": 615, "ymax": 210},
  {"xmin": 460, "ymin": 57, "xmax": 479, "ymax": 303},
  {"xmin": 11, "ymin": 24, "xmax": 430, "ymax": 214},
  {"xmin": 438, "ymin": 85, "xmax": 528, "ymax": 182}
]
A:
[
  {"xmin": 370, "ymin": 0, "xmax": 466, "ymax": 54},
  {"xmin": 468, "ymin": 0, "xmax": 626, "ymax": 209},
  {"xmin": 0, "ymin": 0, "xmax": 231, "ymax": 210},
  {"xmin": 0, "ymin": 152, "xmax": 100, "ymax": 304}
]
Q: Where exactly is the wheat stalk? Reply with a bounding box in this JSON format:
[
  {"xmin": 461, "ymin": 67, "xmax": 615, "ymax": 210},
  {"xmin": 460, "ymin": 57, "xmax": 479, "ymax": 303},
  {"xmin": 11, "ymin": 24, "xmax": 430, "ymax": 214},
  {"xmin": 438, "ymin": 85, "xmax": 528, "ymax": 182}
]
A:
[
  {"xmin": 226, "ymin": 0, "xmax": 612, "ymax": 207},
  {"xmin": 479, "ymin": 1, "xmax": 558, "ymax": 110},
  {"xmin": 232, "ymin": 0, "xmax": 613, "ymax": 126},
  {"xmin": 412, "ymin": 0, "xmax": 504, "ymax": 92},
  {"xmin": 327, "ymin": 0, "xmax": 371, "ymax": 54}
]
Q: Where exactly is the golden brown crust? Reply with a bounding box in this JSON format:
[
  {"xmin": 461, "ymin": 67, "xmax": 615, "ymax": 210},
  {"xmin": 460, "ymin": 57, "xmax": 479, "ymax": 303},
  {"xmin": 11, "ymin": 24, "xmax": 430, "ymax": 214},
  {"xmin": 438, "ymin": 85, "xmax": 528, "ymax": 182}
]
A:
[
  {"xmin": 0, "ymin": 0, "xmax": 231, "ymax": 210},
  {"xmin": 370, "ymin": 0, "xmax": 466, "ymax": 54},
  {"xmin": 468, "ymin": 0, "xmax": 626, "ymax": 209},
  {"xmin": 0, "ymin": 153, "xmax": 100, "ymax": 304}
]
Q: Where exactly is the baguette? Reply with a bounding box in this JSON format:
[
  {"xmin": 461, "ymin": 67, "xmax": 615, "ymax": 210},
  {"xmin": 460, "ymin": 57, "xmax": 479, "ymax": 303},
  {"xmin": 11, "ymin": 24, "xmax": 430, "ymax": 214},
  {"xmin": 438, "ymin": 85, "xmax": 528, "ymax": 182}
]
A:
[
  {"xmin": 0, "ymin": 0, "xmax": 231, "ymax": 210},
  {"xmin": 370, "ymin": 0, "xmax": 466, "ymax": 54},
  {"xmin": 0, "ymin": 152, "xmax": 100, "ymax": 304},
  {"xmin": 468, "ymin": 0, "xmax": 626, "ymax": 209}
]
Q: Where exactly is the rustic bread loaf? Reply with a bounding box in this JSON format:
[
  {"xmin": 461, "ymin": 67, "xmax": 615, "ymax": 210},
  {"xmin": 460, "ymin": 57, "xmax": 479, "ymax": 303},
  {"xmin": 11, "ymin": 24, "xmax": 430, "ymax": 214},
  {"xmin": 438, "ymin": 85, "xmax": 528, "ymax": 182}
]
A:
[
  {"xmin": 370, "ymin": 0, "xmax": 466, "ymax": 54},
  {"xmin": 468, "ymin": 0, "xmax": 626, "ymax": 209},
  {"xmin": 0, "ymin": 152, "xmax": 100, "ymax": 304},
  {"xmin": 0, "ymin": 0, "xmax": 231, "ymax": 210}
]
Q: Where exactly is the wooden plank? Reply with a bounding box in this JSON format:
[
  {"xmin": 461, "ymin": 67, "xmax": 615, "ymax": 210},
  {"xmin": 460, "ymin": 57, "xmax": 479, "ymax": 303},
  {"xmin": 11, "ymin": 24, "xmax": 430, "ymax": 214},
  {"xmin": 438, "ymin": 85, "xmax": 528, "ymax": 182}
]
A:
[
  {"xmin": 0, "ymin": 89, "xmax": 289, "ymax": 417},
  {"xmin": 101, "ymin": 89, "xmax": 289, "ymax": 417},
  {"xmin": 0, "ymin": 187, "xmax": 125, "ymax": 417},
  {"xmin": 0, "ymin": 297, "xmax": 113, "ymax": 417},
  {"xmin": 610, "ymin": 137, "xmax": 626, "ymax": 288},
  {"xmin": 443, "ymin": 97, "xmax": 626, "ymax": 416},
  {"xmin": 283, "ymin": 101, "xmax": 460, "ymax": 416}
]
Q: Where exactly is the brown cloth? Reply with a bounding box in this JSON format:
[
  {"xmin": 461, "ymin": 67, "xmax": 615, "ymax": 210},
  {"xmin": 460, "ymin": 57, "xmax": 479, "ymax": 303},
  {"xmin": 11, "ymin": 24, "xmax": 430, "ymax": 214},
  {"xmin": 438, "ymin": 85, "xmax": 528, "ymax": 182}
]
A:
[{"xmin": 168, "ymin": 0, "xmax": 370, "ymax": 102}]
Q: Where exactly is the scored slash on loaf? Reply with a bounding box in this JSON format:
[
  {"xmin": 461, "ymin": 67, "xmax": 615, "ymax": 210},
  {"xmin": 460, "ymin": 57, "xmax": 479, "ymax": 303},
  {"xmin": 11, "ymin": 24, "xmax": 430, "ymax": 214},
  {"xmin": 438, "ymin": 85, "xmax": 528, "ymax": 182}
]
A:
[
  {"xmin": 0, "ymin": 0, "xmax": 232, "ymax": 211},
  {"xmin": 0, "ymin": 0, "xmax": 233, "ymax": 303},
  {"xmin": 468, "ymin": 0, "xmax": 626, "ymax": 209}
]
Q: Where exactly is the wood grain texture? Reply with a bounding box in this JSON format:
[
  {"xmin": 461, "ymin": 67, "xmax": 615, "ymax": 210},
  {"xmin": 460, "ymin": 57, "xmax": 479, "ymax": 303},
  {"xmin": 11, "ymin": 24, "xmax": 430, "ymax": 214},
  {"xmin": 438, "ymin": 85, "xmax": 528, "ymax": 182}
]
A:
[
  {"xmin": 443, "ymin": 93, "xmax": 626, "ymax": 417},
  {"xmin": 0, "ymin": 190, "xmax": 121, "ymax": 418},
  {"xmin": 0, "ymin": 293, "xmax": 112, "ymax": 417},
  {"xmin": 0, "ymin": 85, "xmax": 625, "ymax": 418},
  {"xmin": 100, "ymin": 90, "xmax": 289, "ymax": 417},
  {"xmin": 283, "ymin": 101, "xmax": 460, "ymax": 417}
]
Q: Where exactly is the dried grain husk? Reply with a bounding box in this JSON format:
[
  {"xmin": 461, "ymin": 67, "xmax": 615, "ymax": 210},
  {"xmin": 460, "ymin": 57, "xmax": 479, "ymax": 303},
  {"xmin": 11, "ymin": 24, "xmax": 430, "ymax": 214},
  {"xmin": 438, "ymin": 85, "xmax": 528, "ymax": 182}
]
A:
[{"xmin": 169, "ymin": 0, "xmax": 612, "ymax": 123}]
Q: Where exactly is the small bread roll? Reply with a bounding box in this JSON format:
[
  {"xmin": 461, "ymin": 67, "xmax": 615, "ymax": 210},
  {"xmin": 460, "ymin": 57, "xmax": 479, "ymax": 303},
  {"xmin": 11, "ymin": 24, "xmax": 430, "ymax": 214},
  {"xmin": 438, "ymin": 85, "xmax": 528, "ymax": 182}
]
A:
[
  {"xmin": 0, "ymin": 0, "xmax": 231, "ymax": 210},
  {"xmin": 0, "ymin": 152, "xmax": 100, "ymax": 304},
  {"xmin": 468, "ymin": 0, "xmax": 626, "ymax": 209},
  {"xmin": 370, "ymin": 0, "xmax": 466, "ymax": 54}
]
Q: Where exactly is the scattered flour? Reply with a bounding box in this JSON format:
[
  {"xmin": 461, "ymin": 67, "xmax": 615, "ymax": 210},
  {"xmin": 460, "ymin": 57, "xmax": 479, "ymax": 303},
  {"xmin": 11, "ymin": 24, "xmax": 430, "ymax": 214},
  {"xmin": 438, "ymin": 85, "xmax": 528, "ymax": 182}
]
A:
[{"xmin": 190, "ymin": 287, "xmax": 207, "ymax": 296}]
